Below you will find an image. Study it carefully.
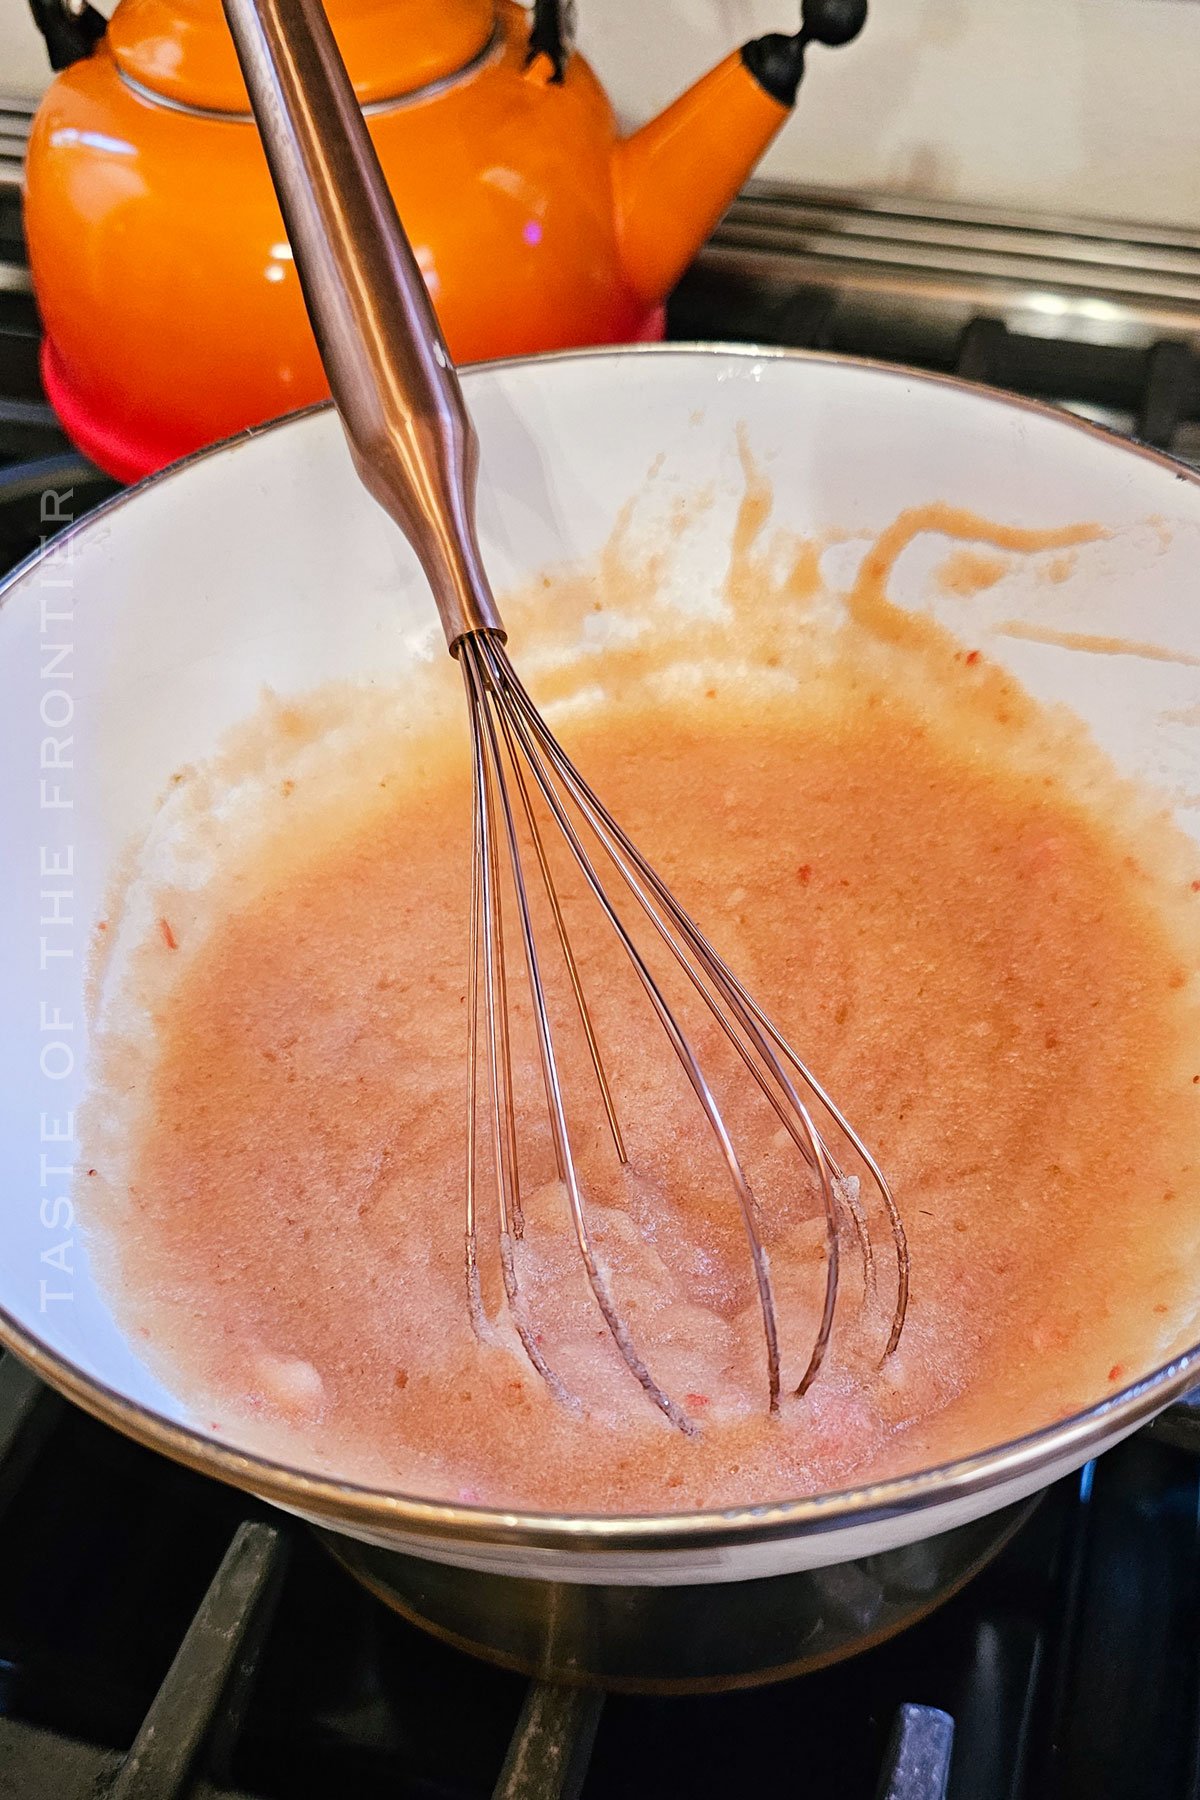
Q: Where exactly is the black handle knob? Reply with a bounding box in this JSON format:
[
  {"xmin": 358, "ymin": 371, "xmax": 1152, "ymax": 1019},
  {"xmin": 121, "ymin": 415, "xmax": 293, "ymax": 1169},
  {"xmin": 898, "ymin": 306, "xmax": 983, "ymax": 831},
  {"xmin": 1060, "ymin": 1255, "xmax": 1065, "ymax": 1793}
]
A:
[
  {"xmin": 802, "ymin": 0, "xmax": 868, "ymax": 49},
  {"xmin": 742, "ymin": 0, "xmax": 867, "ymax": 108},
  {"xmin": 525, "ymin": 0, "xmax": 573, "ymax": 84}
]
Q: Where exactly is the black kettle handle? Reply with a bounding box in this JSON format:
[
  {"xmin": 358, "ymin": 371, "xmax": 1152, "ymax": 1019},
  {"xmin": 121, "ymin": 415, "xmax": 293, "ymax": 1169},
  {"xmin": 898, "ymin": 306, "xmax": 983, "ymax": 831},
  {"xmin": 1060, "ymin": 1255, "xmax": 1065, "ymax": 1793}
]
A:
[
  {"xmin": 31, "ymin": 0, "xmax": 572, "ymax": 81},
  {"xmin": 524, "ymin": 0, "xmax": 573, "ymax": 85},
  {"xmin": 27, "ymin": 0, "xmax": 107, "ymax": 70}
]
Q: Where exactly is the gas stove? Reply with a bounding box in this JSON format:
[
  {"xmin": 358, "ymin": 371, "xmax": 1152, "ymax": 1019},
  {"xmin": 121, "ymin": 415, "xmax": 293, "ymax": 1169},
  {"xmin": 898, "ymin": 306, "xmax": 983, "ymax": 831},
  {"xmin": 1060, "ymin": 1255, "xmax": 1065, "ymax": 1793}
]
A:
[
  {"xmin": 3, "ymin": 1346, "xmax": 1200, "ymax": 1800},
  {"xmin": 4, "ymin": 98, "xmax": 1200, "ymax": 1799}
]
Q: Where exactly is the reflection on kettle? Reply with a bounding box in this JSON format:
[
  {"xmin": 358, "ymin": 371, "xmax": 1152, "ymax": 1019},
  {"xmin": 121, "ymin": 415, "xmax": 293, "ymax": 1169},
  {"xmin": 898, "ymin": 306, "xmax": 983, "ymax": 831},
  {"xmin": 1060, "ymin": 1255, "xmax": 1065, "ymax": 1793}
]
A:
[{"xmin": 23, "ymin": 0, "xmax": 867, "ymax": 480}]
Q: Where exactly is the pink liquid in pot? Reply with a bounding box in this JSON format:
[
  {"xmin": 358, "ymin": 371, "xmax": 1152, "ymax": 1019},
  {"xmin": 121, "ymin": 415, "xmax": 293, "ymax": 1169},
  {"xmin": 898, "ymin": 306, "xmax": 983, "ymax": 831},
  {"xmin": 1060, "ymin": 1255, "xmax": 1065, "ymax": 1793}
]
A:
[{"xmin": 80, "ymin": 507, "xmax": 1200, "ymax": 1513}]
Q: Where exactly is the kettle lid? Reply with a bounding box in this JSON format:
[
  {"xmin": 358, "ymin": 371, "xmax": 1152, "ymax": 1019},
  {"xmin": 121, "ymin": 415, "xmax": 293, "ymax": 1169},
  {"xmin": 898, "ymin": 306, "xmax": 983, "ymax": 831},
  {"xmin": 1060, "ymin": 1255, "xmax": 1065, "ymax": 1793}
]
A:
[{"xmin": 108, "ymin": 0, "xmax": 497, "ymax": 114}]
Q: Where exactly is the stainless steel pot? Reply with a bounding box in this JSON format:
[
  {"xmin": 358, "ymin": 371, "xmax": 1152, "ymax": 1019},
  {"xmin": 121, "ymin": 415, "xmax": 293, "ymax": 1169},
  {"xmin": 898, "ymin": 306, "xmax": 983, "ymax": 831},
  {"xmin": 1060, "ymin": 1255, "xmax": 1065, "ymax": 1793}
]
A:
[{"xmin": 318, "ymin": 1498, "xmax": 1040, "ymax": 1690}]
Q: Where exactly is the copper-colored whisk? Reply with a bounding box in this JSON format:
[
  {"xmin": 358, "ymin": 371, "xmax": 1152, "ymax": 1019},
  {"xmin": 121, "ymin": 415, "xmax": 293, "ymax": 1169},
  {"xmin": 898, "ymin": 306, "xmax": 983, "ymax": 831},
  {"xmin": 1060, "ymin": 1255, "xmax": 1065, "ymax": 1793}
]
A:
[{"xmin": 224, "ymin": 0, "xmax": 909, "ymax": 1431}]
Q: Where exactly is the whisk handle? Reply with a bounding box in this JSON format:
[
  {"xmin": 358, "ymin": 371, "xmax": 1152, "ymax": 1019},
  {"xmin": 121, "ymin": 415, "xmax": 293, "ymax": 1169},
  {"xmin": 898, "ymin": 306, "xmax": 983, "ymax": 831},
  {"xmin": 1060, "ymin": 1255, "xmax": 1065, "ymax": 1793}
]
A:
[{"xmin": 221, "ymin": 0, "xmax": 504, "ymax": 650}]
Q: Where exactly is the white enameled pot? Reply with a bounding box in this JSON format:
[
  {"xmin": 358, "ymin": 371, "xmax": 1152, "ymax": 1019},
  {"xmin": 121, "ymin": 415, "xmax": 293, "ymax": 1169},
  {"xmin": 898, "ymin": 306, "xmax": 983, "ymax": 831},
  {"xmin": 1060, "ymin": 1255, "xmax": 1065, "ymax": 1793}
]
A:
[{"xmin": 3, "ymin": 346, "xmax": 1200, "ymax": 1604}]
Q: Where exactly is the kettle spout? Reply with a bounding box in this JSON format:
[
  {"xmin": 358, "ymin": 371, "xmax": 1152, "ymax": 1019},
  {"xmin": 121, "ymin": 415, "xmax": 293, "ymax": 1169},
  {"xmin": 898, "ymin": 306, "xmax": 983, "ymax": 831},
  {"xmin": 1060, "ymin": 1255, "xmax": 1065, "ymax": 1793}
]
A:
[{"xmin": 613, "ymin": 1, "xmax": 867, "ymax": 307}]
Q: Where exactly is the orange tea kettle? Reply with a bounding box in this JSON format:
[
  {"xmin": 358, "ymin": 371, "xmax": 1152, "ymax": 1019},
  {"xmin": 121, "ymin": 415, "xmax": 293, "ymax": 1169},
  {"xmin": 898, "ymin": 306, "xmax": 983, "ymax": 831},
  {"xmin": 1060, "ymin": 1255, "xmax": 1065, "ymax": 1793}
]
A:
[{"xmin": 24, "ymin": 0, "xmax": 867, "ymax": 481}]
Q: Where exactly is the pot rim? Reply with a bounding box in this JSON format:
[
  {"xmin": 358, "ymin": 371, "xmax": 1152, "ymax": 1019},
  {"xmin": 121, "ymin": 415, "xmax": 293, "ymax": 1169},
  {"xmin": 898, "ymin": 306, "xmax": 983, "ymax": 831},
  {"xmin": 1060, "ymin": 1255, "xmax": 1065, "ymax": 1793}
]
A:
[{"xmin": 5, "ymin": 339, "xmax": 1200, "ymax": 1556}]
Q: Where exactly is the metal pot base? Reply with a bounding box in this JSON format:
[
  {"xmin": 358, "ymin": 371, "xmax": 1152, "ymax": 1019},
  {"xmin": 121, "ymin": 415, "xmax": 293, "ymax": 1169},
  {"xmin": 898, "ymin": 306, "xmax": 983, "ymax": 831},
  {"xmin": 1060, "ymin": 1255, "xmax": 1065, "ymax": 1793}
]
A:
[{"xmin": 317, "ymin": 1497, "xmax": 1038, "ymax": 1693}]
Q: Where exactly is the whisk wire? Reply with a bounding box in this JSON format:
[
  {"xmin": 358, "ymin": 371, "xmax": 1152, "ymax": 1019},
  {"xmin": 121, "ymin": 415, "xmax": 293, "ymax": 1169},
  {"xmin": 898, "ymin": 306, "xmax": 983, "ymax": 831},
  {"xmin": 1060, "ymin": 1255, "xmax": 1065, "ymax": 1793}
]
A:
[
  {"xmin": 465, "ymin": 651, "xmax": 565, "ymax": 1400},
  {"xmin": 464, "ymin": 749, "xmax": 484, "ymax": 1337},
  {"xmin": 494, "ymin": 701, "xmax": 628, "ymax": 1168},
  {"xmin": 722, "ymin": 980, "xmax": 910, "ymax": 1355}
]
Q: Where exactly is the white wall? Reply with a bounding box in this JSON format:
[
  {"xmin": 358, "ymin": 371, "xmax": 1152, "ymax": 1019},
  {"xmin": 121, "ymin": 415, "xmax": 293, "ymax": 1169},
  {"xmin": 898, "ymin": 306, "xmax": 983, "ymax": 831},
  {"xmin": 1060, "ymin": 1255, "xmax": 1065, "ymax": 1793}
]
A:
[
  {"xmin": 3, "ymin": 0, "xmax": 60, "ymax": 99},
  {"xmin": 6, "ymin": 0, "xmax": 1199, "ymax": 228},
  {"xmin": 583, "ymin": 0, "xmax": 1200, "ymax": 228}
]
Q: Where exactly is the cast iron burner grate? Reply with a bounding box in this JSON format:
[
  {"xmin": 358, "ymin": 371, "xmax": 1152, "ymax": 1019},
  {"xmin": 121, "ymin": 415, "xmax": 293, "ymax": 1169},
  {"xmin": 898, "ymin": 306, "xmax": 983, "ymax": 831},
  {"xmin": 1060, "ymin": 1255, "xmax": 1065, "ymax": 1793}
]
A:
[{"xmin": 5, "ymin": 105, "xmax": 1200, "ymax": 1794}]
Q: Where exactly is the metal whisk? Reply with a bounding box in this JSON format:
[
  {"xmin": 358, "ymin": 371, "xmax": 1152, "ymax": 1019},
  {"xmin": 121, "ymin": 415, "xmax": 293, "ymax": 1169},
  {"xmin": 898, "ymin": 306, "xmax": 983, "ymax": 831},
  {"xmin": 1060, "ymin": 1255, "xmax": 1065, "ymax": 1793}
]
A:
[{"xmin": 224, "ymin": 0, "xmax": 909, "ymax": 1430}]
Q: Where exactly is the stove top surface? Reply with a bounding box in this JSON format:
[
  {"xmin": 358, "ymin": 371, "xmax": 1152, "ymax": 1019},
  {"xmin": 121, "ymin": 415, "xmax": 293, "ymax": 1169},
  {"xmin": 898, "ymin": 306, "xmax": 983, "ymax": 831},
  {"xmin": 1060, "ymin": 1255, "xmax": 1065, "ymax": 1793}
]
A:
[{"xmin": 2, "ymin": 1349, "xmax": 1198, "ymax": 1800}]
